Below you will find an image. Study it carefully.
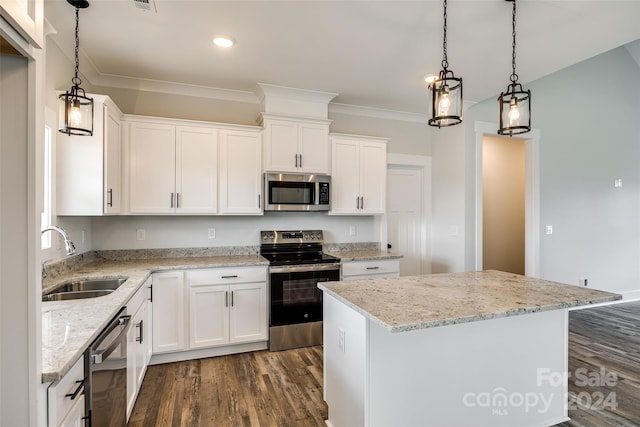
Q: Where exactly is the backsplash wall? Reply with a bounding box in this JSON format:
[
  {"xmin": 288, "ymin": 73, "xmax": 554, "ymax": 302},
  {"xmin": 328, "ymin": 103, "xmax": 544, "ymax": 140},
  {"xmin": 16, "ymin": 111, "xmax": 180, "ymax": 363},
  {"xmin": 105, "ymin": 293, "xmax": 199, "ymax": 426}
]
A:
[{"xmin": 90, "ymin": 213, "xmax": 376, "ymax": 250}]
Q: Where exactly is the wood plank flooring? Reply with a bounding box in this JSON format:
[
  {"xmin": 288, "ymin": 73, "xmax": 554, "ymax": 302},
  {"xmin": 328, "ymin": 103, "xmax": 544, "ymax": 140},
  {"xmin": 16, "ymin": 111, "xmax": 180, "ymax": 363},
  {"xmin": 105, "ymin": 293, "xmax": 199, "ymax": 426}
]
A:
[
  {"xmin": 555, "ymin": 301, "xmax": 640, "ymax": 427},
  {"xmin": 128, "ymin": 346, "xmax": 327, "ymax": 427},
  {"xmin": 130, "ymin": 301, "xmax": 640, "ymax": 427}
]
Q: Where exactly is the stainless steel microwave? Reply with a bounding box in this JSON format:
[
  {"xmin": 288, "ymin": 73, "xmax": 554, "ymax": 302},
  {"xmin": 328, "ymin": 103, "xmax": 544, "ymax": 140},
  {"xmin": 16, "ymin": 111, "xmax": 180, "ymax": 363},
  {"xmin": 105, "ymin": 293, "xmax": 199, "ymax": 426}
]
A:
[{"xmin": 264, "ymin": 173, "xmax": 331, "ymax": 211}]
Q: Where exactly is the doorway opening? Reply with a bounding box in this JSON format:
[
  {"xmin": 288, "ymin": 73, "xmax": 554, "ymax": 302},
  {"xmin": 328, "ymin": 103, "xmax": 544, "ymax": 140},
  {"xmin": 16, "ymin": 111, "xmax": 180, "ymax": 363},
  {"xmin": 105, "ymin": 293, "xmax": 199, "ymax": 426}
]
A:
[{"xmin": 474, "ymin": 122, "xmax": 540, "ymax": 277}]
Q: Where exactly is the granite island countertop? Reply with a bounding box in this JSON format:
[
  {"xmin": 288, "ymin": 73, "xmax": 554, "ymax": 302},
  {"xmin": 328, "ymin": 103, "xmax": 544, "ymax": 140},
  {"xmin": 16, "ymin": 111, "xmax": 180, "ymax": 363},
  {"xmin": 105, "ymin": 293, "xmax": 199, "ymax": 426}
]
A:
[
  {"xmin": 319, "ymin": 270, "xmax": 621, "ymax": 333},
  {"xmin": 42, "ymin": 254, "xmax": 268, "ymax": 383}
]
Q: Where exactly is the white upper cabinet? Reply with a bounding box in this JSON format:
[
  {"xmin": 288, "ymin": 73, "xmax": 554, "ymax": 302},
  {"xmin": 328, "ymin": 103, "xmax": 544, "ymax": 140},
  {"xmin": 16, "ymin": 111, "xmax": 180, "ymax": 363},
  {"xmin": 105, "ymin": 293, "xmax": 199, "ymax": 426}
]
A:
[
  {"xmin": 126, "ymin": 118, "xmax": 218, "ymax": 214},
  {"xmin": 0, "ymin": 0, "xmax": 43, "ymax": 50},
  {"xmin": 218, "ymin": 128, "xmax": 263, "ymax": 215},
  {"xmin": 330, "ymin": 134, "xmax": 388, "ymax": 215},
  {"xmin": 261, "ymin": 114, "xmax": 331, "ymax": 174},
  {"xmin": 57, "ymin": 95, "xmax": 123, "ymax": 215}
]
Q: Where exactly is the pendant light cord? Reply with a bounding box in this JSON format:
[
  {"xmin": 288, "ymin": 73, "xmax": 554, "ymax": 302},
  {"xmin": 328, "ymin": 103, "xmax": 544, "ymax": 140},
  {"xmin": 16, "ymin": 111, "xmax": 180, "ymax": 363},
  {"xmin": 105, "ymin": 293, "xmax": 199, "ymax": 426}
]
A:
[
  {"xmin": 441, "ymin": 0, "xmax": 449, "ymax": 72},
  {"xmin": 72, "ymin": 6, "xmax": 82, "ymax": 89},
  {"xmin": 510, "ymin": 0, "xmax": 518, "ymax": 85}
]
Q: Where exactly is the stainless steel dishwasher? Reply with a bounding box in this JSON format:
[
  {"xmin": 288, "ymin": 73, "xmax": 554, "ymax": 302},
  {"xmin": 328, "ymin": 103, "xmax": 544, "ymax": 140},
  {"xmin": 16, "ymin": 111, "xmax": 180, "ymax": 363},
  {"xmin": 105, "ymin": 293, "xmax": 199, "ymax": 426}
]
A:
[{"xmin": 86, "ymin": 307, "xmax": 131, "ymax": 427}]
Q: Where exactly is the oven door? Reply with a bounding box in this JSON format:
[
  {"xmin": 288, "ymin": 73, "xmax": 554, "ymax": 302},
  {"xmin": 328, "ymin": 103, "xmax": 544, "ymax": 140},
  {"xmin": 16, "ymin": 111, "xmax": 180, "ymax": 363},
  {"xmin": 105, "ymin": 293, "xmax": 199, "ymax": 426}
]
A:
[{"xmin": 269, "ymin": 263, "xmax": 340, "ymax": 326}]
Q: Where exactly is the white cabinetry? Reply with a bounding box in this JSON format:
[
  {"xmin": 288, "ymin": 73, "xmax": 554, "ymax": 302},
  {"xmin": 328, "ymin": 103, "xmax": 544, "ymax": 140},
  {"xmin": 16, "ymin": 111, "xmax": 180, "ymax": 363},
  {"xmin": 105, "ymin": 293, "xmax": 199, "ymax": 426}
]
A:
[
  {"xmin": 47, "ymin": 356, "xmax": 86, "ymax": 427},
  {"xmin": 0, "ymin": 0, "xmax": 43, "ymax": 49},
  {"xmin": 57, "ymin": 95, "xmax": 123, "ymax": 215},
  {"xmin": 188, "ymin": 267, "xmax": 267, "ymax": 348},
  {"xmin": 342, "ymin": 259, "xmax": 400, "ymax": 281},
  {"xmin": 126, "ymin": 278, "xmax": 152, "ymax": 418},
  {"xmin": 152, "ymin": 271, "xmax": 186, "ymax": 353},
  {"xmin": 218, "ymin": 129, "xmax": 263, "ymax": 214},
  {"xmin": 261, "ymin": 114, "xmax": 330, "ymax": 174},
  {"xmin": 127, "ymin": 118, "xmax": 218, "ymax": 214},
  {"xmin": 330, "ymin": 134, "xmax": 388, "ymax": 215}
]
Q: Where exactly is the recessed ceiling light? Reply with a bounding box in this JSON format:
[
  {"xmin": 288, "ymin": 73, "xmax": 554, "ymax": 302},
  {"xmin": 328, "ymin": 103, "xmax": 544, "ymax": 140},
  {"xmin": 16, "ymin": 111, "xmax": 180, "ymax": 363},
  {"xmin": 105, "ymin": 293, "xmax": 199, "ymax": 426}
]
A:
[{"xmin": 213, "ymin": 36, "xmax": 235, "ymax": 48}]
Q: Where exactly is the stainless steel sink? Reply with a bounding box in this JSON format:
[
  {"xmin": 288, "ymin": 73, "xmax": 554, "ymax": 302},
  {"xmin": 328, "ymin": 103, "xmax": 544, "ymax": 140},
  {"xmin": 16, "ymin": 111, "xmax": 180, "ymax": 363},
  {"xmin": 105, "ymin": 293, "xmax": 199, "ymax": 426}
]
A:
[{"xmin": 42, "ymin": 277, "xmax": 128, "ymax": 302}]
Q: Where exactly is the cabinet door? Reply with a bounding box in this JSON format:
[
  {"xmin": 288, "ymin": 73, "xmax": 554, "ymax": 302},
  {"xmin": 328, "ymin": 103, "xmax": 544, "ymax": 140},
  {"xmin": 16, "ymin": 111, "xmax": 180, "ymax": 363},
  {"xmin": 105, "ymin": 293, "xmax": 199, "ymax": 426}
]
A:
[
  {"xmin": 359, "ymin": 142, "xmax": 387, "ymax": 214},
  {"xmin": 152, "ymin": 271, "xmax": 185, "ymax": 353},
  {"xmin": 175, "ymin": 126, "xmax": 218, "ymax": 214},
  {"xmin": 219, "ymin": 129, "xmax": 263, "ymax": 214},
  {"xmin": 189, "ymin": 285, "xmax": 229, "ymax": 348},
  {"xmin": 58, "ymin": 394, "xmax": 85, "ymax": 427},
  {"xmin": 330, "ymin": 138, "xmax": 360, "ymax": 214},
  {"xmin": 0, "ymin": 0, "xmax": 43, "ymax": 49},
  {"xmin": 264, "ymin": 119, "xmax": 298, "ymax": 172},
  {"xmin": 298, "ymin": 122, "xmax": 330, "ymax": 174},
  {"xmin": 229, "ymin": 282, "xmax": 267, "ymax": 344},
  {"xmin": 104, "ymin": 105, "xmax": 122, "ymax": 214},
  {"xmin": 129, "ymin": 122, "xmax": 176, "ymax": 213}
]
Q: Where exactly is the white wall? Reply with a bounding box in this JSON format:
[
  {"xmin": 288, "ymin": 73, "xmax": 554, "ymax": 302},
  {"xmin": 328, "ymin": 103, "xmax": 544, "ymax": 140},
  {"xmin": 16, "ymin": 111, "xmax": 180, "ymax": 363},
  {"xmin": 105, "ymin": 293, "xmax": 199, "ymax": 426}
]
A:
[{"xmin": 432, "ymin": 45, "xmax": 640, "ymax": 296}]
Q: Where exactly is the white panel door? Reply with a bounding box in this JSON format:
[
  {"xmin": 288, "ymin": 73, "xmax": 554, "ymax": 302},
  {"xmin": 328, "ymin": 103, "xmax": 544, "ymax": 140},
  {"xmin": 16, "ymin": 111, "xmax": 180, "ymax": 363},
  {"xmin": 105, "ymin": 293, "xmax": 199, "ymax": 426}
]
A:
[
  {"xmin": 104, "ymin": 105, "xmax": 122, "ymax": 214},
  {"xmin": 298, "ymin": 122, "xmax": 330, "ymax": 174},
  {"xmin": 219, "ymin": 129, "xmax": 263, "ymax": 214},
  {"xmin": 330, "ymin": 138, "xmax": 360, "ymax": 214},
  {"xmin": 359, "ymin": 142, "xmax": 386, "ymax": 214},
  {"xmin": 129, "ymin": 122, "xmax": 176, "ymax": 213},
  {"xmin": 152, "ymin": 271, "xmax": 185, "ymax": 353},
  {"xmin": 175, "ymin": 126, "xmax": 218, "ymax": 214},
  {"xmin": 387, "ymin": 166, "xmax": 424, "ymax": 276},
  {"xmin": 189, "ymin": 285, "xmax": 230, "ymax": 348},
  {"xmin": 229, "ymin": 282, "xmax": 267, "ymax": 344},
  {"xmin": 264, "ymin": 119, "xmax": 298, "ymax": 172}
]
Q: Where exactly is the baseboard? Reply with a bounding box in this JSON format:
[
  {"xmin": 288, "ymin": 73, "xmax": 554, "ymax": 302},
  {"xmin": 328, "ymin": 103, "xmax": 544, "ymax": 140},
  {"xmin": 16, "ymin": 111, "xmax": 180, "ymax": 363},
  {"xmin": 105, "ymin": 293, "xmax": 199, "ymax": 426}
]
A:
[{"xmin": 149, "ymin": 341, "xmax": 268, "ymax": 365}]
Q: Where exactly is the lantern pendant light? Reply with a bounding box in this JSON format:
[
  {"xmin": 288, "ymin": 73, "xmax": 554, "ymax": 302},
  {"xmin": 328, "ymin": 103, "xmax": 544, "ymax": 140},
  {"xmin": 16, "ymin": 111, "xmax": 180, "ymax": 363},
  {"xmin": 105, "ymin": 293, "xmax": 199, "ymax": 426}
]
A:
[
  {"xmin": 497, "ymin": 0, "xmax": 531, "ymax": 136},
  {"xmin": 58, "ymin": 0, "xmax": 93, "ymax": 136},
  {"xmin": 428, "ymin": 0, "xmax": 463, "ymax": 128}
]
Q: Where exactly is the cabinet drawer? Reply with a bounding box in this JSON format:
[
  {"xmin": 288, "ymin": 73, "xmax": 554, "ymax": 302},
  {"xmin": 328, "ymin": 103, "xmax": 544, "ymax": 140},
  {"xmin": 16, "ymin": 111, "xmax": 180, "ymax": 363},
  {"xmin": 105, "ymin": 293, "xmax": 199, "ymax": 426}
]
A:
[
  {"xmin": 48, "ymin": 355, "xmax": 85, "ymax": 425},
  {"xmin": 187, "ymin": 266, "xmax": 266, "ymax": 286},
  {"xmin": 342, "ymin": 259, "xmax": 400, "ymax": 277}
]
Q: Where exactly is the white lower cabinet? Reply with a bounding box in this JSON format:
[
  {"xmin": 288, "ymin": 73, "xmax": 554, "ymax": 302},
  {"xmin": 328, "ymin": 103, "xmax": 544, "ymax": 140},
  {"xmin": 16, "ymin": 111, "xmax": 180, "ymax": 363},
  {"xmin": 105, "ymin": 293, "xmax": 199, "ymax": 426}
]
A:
[
  {"xmin": 126, "ymin": 279, "xmax": 152, "ymax": 418},
  {"xmin": 47, "ymin": 356, "xmax": 86, "ymax": 427},
  {"xmin": 152, "ymin": 266, "xmax": 267, "ymax": 360},
  {"xmin": 188, "ymin": 268, "xmax": 267, "ymax": 348},
  {"xmin": 341, "ymin": 259, "xmax": 400, "ymax": 281},
  {"xmin": 152, "ymin": 271, "xmax": 186, "ymax": 353}
]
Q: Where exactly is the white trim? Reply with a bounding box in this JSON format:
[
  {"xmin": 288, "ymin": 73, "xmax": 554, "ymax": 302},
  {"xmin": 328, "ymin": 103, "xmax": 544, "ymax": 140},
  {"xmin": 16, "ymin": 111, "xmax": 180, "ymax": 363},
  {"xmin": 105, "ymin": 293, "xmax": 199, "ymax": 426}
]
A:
[
  {"xmin": 474, "ymin": 121, "xmax": 541, "ymax": 277},
  {"xmin": 330, "ymin": 103, "xmax": 426, "ymax": 123},
  {"xmin": 386, "ymin": 153, "xmax": 432, "ymax": 275}
]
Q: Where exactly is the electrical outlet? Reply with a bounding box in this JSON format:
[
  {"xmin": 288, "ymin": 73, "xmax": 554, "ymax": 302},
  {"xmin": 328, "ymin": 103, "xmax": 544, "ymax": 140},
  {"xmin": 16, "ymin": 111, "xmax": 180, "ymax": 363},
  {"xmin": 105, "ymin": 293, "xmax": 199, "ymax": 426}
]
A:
[
  {"xmin": 338, "ymin": 328, "xmax": 346, "ymax": 353},
  {"xmin": 136, "ymin": 229, "xmax": 146, "ymax": 241},
  {"xmin": 349, "ymin": 226, "xmax": 356, "ymax": 236},
  {"xmin": 579, "ymin": 279, "xmax": 588, "ymax": 287},
  {"xmin": 208, "ymin": 228, "xmax": 216, "ymax": 239},
  {"xmin": 545, "ymin": 225, "xmax": 553, "ymax": 235}
]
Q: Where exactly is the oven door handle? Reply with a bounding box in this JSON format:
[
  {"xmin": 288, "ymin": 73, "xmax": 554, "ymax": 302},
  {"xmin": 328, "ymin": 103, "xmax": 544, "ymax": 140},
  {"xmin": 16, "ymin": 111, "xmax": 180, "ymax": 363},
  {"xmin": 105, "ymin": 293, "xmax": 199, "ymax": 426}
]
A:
[
  {"xmin": 269, "ymin": 263, "xmax": 341, "ymax": 274},
  {"xmin": 91, "ymin": 314, "xmax": 132, "ymax": 364}
]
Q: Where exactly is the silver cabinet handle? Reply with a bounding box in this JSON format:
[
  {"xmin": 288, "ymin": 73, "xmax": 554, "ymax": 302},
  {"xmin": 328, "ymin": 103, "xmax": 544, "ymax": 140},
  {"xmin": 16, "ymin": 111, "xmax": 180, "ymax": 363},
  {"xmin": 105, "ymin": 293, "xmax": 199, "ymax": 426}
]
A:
[
  {"xmin": 360, "ymin": 196, "xmax": 364, "ymax": 210},
  {"xmin": 225, "ymin": 291, "xmax": 228, "ymax": 307},
  {"xmin": 136, "ymin": 319, "xmax": 144, "ymax": 343},
  {"xmin": 366, "ymin": 266, "xmax": 380, "ymax": 270},
  {"xmin": 258, "ymin": 194, "xmax": 261, "ymax": 209},
  {"xmin": 231, "ymin": 291, "xmax": 234, "ymax": 307},
  {"xmin": 356, "ymin": 196, "xmax": 359, "ymax": 210},
  {"xmin": 170, "ymin": 192, "xmax": 174, "ymax": 208},
  {"xmin": 107, "ymin": 189, "xmax": 113, "ymax": 207},
  {"xmin": 65, "ymin": 378, "xmax": 86, "ymax": 400},
  {"xmin": 294, "ymin": 154, "xmax": 298, "ymax": 168},
  {"xmin": 176, "ymin": 193, "xmax": 180, "ymax": 208},
  {"xmin": 299, "ymin": 154, "xmax": 302, "ymax": 168},
  {"xmin": 221, "ymin": 275, "xmax": 238, "ymax": 279}
]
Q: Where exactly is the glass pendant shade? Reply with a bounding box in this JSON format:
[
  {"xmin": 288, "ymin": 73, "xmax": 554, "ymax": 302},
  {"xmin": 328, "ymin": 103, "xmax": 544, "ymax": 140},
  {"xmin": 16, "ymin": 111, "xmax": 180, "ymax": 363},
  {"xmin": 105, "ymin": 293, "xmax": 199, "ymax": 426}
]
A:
[
  {"xmin": 428, "ymin": 70, "xmax": 463, "ymax": 127},
  {"xmin": 498, "ymin": 83, "xmax": 530, "ymax": 136},
  {"xmin": 58, "ymin": 88, "xmax": 93, "ymax": 136}
]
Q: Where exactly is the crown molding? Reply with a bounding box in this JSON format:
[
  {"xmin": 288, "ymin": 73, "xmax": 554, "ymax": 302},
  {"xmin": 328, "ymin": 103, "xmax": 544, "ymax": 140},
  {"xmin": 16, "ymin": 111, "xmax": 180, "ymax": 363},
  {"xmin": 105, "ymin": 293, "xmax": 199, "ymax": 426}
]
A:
[{"xmin": 329, "ymin": 103, "xmax": 427, "ymax": 123}]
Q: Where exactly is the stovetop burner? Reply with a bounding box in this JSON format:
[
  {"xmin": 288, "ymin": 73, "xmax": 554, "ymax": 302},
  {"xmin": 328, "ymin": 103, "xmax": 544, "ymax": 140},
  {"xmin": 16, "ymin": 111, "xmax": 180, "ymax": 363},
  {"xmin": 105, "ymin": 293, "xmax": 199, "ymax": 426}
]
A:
[{"xmin": 260, "ymin": 230, "xmax": 340, "ymax": 266}]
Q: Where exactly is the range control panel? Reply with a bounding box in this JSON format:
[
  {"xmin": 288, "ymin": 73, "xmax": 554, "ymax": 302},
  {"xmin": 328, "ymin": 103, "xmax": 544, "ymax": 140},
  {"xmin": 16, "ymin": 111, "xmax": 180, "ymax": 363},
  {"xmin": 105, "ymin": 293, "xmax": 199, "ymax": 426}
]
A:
[{"xmin": 260, "ymin": 230, "xmax": 325, "ymax": 245}]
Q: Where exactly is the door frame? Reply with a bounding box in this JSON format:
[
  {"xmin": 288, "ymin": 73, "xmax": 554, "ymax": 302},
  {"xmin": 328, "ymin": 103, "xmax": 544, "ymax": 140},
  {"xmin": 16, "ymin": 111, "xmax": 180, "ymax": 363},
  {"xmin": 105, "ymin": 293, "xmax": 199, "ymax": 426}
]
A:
[
  {"xmin": 385, "ymin": 153, "xmax": 432, "ymax": 275},
  {"xmin": 474, "ymin": 121, "xmax": 540, "ymax": 277}
]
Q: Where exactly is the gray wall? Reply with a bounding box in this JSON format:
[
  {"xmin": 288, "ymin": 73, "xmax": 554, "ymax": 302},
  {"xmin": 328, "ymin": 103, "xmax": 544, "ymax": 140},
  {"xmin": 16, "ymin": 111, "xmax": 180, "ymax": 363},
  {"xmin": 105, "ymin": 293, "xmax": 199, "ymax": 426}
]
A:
[{"xmin": 432, "ymin": 46, "xmax": 640, "ymax": 296}]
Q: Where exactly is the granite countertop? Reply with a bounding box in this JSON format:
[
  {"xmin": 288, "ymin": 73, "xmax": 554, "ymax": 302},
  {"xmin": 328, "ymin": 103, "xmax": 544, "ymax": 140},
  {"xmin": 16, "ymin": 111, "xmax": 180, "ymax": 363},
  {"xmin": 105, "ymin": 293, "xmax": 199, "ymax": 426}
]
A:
[
  {"xmin": 325, "ymin": 249, "xmax": 402, "ymax": 262},
  {"xmin": 319, "ymin": 270, "xmax": 622, "ymax": 333},
  {"xmin": 42, "ymin": 255, "xmax": 268, "ymax": 383}
]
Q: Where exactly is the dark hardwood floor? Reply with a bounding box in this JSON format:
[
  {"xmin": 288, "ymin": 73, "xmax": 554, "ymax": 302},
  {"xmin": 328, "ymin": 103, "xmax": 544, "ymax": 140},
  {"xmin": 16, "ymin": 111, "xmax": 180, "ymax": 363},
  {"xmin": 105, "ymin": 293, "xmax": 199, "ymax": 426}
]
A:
[
  {"xmin": 128, "ymin": 346, "xmax": 327, "ymax": 427},
  {"xmin": 130, "ymin": 301, "xmax": 640, "ymax": 427}
]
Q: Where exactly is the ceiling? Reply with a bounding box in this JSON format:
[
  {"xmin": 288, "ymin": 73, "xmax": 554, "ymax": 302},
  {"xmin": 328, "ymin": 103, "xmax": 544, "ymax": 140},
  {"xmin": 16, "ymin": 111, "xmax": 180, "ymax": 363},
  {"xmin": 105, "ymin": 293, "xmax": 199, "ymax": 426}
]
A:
[{"xmin": 44, "ymin": 0, "xmax": 640, "ymax": 116}]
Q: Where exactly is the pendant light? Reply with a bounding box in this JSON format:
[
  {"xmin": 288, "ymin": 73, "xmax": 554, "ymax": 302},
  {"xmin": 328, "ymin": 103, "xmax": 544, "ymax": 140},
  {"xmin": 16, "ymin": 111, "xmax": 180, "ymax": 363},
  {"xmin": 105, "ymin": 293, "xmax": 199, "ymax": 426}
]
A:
[
  {"xmin": 58, "ymin": 0, "xmax": 93, "ymax": 136},
  {"xmin": 428, "ymin": 0, "xmax": 463, "ymax": 128},
  {"xmin": 497, "ymin": 0, "xmax": 531, "ymax": 136}
]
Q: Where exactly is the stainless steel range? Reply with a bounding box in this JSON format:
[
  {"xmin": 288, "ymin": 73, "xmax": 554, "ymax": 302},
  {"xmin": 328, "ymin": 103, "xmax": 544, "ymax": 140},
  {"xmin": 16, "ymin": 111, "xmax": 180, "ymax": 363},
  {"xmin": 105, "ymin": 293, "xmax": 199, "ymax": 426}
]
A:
[{"xmin": 260, "ymin": 230, "xmax": 340, "ymax": 351}]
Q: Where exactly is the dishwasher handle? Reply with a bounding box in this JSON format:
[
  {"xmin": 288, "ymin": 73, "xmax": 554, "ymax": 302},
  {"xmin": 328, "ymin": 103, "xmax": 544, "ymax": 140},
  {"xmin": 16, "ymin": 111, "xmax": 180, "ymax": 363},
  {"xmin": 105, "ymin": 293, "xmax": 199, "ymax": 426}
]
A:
[{"xmin": 91, "ymin": 312, "xmax": 132, "ymax": 364}]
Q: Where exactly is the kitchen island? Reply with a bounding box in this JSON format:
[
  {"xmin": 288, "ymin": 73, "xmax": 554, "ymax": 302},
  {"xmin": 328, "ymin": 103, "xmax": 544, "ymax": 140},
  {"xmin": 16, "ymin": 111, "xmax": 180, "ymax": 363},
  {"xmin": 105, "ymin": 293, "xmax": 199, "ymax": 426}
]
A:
[{"xmin": 319, "ymin": 270, "xmax": 621, "ymax": 427}]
